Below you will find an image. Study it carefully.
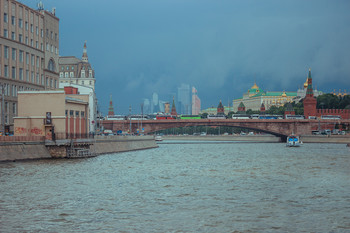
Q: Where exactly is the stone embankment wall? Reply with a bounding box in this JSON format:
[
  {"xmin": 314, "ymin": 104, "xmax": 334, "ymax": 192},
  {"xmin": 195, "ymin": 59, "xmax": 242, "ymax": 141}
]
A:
[
  {"xmin": 301, "ymin": 135, "xmax": 350, "ymax": 143},
  {"xmin": 92, "ymin": 136, "xmax": 158, "ymax": 155},
  {"xmin": 163, "ymin": 135, "xmax": 281, "ymax": 142},
  {"xmin": 0, "ymin": 136, "xmax": 158, "ymax": 162}
]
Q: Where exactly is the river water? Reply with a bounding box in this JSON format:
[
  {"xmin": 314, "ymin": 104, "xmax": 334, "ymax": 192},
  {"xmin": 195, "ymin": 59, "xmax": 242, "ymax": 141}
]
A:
[{"xmin": 1, "ymin": 142, "xmax": 349, "ymax": 232}]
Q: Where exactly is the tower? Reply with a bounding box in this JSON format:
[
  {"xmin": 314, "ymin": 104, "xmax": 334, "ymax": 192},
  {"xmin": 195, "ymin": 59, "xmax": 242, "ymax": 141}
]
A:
[
  {"xmin": 171, "ymin": 97, "xmax": 177, "ymax": 116},
  {"xmin": 260, "ymin": 103, "xmax": 266, "ymax": 114},
  {"xmin": 217, "ymin": 100, "xmax": 224, "ymax": 115},
  {"xmin": 303, "ymin": 68, "xmax": 317, "ymax": 118},
  {"xmin": 82, "ymin": 41, "xmax": 88, "ymax": 63},
  {"xmin": 237, "ymin": 102, "xmax": 246, "ymax": 113},
  {"xmin": 108, "ymin": 95, "xmax": 115, "ymax": 116}
]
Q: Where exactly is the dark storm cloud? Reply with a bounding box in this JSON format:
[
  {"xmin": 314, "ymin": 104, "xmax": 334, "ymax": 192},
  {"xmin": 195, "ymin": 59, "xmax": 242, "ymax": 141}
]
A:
[{"xmin": 20, "ymin": 0, "xmax": 350, "ymax": 113}]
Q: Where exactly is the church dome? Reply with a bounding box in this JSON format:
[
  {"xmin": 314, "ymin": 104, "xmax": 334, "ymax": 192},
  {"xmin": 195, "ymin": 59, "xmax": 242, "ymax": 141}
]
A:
[
  {"xmin": 282, "ymin": 91, "xmax": 287, "ymax": 97},
  {"xmin": 251, "ymin": 82, "xmax": 259, "ymax": 90}
]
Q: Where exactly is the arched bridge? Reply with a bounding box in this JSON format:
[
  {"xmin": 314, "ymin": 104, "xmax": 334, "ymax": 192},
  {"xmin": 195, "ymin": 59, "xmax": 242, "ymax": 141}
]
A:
[{"xmin": 102, "ymin": 119, "xmax": 350, "ymax": 140}]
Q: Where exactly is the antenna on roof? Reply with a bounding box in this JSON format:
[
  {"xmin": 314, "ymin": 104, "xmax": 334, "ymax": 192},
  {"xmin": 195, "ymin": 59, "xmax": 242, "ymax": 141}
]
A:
[{"xmin": 37, "ymin": 1, "xmax": 44, "ymax": 11}]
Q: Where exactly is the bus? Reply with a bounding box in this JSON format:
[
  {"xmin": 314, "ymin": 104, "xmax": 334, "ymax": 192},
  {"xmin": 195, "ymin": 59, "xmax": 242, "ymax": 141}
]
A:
[
  {"xmin": 321, "ymin": 115, "xmax": 341, "ymax": 120},
  {"xmin": 285, "ymin": 115, "xmax": 305, "ymax": 119},
  {"xmin": 106, "ymin": 115, "xmax": 126, "ymax": 120},
  {"xmin": 232, "ymin": 114, "xmax": 251, "ymax": 119},
  {"xmin": 156, "ymin": 115, "xmax": 177, "ymax": 120},
  {"xmin": 207, "ymin": 114, "xmax": 226, "ymax": 119},
  {"xmin": 258, "ymin": 115, "xmax": 283, "ymax": 119},
  {"xmin": 179, "ymin": 115, "xmax": 201, "ymax": 120}
]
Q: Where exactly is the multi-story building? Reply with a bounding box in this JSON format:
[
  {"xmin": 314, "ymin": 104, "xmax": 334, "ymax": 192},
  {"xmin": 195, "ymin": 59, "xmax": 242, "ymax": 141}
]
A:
[
  {"xmin": 0, "ymin": 0, "xmax": 59, "ymax": 134},
  {"xmin": 58, "ymin": 42, "xmax": 95, "ymax": 90},
  {"xmin": 177, "ymin": 83, "xmax": 191, "ymax": 114},
  {"xmin": 191, "ymin": 86, "xmax": 201, "ymax": 115},
  {"xmin": 58, "ymin": 42, "xmax": 97, "ymax": 133}
]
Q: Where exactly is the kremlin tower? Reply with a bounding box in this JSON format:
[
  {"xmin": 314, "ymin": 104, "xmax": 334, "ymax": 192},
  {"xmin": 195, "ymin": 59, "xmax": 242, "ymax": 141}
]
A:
[
  {"xmin": 217, "ymin": 100, "xmax": 225, "ymax": 115},
  {"xmin": 171, "ymin": 97, "xmax": 177, "ymax": 116},
  {"xmin": 108, "ymin": 95, "xmax": 115, "ymax": 116},
  {"xmin": 303, "ymin": 68, "xmax": 317, "ymax": 118}
]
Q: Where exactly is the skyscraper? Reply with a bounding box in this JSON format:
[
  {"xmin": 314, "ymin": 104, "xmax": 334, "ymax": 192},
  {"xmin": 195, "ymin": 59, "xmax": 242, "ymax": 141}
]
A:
[
  {"xmin": 177, "ymin": 84, "xmax": 191, "ymax": 114},
  {"xmin": 192, "ymin": 86, "xmax": 201, "ymax": 115}
]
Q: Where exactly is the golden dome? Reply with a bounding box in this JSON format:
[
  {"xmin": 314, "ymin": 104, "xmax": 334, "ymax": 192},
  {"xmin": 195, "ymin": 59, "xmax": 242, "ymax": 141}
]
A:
[
  {"xmin": 304, "ymin": 80, "xmax": 308, "ymax": 88},
  {"xmin": 282, "ymin": 91, "xmax": 287, "ymax": 97},
  {"xmin": 251, "ymin": 82, "xmax": 259, "ymax": 89}
]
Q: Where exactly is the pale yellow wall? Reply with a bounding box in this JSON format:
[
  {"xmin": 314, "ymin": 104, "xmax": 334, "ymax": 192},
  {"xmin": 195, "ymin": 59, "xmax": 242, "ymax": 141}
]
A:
[{"xmin": 18, "ymin": 92, "xmax": 66, "ymax": 117}]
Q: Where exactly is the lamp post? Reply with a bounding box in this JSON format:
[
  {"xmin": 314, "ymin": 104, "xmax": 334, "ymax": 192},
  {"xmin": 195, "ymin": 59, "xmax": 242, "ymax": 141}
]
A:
[
  {"xmin": 129, "ymin": 105, "xmax": 132, "ymax": 134},
  {"xmin": 140, "ymin": 103, "xmax": 144, "ymax": 134},
  {"xmin": 0, "ymin": 83, "xmax": 5, "ymax": 135}
]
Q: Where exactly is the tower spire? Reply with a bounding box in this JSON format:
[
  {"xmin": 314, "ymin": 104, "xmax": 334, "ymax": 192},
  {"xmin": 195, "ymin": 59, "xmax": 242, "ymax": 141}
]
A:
[
  {"xmin": 82, "ymin": 41, "xmax": 88, "ymax": 63},
  {"xmin": 108, "ymin": 95, "xmax": 115, "ymax": 116},
  {"xmin": 306, "ymin": 68, "xmax": 314, "ymax": 97},
  {"xmin": 171, "ymin": 97, "xmax": 177, "ymax": 116}
]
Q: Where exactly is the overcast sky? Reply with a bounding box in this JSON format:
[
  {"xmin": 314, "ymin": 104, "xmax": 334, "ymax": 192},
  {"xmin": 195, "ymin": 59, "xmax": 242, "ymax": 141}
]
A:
[{"xmin": 20, "ymin": 0, "xmax": 350, "ymax": 114}]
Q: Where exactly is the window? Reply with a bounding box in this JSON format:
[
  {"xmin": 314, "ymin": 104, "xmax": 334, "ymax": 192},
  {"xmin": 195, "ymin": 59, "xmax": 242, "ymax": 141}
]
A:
[
  {"xmin": 26, "ymin": 53, "xmax": 29, "ymax": 65},
  {"xmin": 26, "ymin": 70, "xmax": 29, "ymax": 81},
  {"xmin": 19, "ymin": 19, "xmax": 23, "ymax": 28},
  {"xmin": 36, "ymin": 73, "xmax": 39, "ymax": 84},
  {"xmin": 30, "ymin": 39, "xmax": 33, "ymax": 47},
  {"xmin": 55, "ymin": 33, "xmax": 57, "ymax": 41},
  {"xmin": 19, "ymin": 50, "xmax": 23, "ymax": 62},
  {"xmin": 81, "ymin": 111, "xmax": 85, "ymax": 117},
  {"xmin": 4, "ymin": 65, "xmax": 9, "ymax": 77},
  {"xmin": 41, "ymin": 75, "xmax": 44, "ymax": 85},
  {"xmin": 4, "ymin": 13, "xmax": 8, "ymax": 23},
  {"xmin": 89, "ymin": 70, "xmax": 93, "ymax": 78},
  {"xmin": 41, "ymin": 29, "xmax": 43, "ymax": 37},
  {"xmin": 30, "ymin": 24, "xmax": 33, "ymax": 33},
  {"xmin": 31, "ymin": 55, "xmax": 34, "ymax": 66},
  {"xmin": 36, "ymin": 56, "xmax": 40, "ymax": 68},
  {"xmin": 31, "ymin": 71, "xmax": 34, "ymax": 83},
  {"xmin": 12, "ymin": 48, "xmax": 16, "ymax": 61},
  {"xmin": 36, "ymin": 41, "xmax": 38, "ymax": 49},
  {"xmin": 48, "ymin": 59, "xmax": 55, "ymax": 71},
  {"xmin": 76, "ymin": 111, "xmax": 79, "ymax": 117},
  {"xmin": 4, "ymin": 46, "xmax": 9, "ymax": 59},
  {"xmin": 19, "ymin": 68, "xmax": 23, "ymax": 80},
  {"xmin": 19, "ymin": 34, "xmax": 23, "ymax": 43},
  {"xmin": 12, "ymin": 67, "xmax": 16, "ymax": 79},
  {"xmin": 46, "ymin": 43, "xmax": 49, "ymax": 51},
  {"xmin": 13, "ymin": 103, "xmax": 17, "ymax": 115},
  {"xmin": 41, "ymin": 43, "xmax": 43, "ymax": 51},
  {"xmin": 4, "ymin": 29, "xmax": 8, "ymax": 38},
  {"xmin": 66, "ymin": 66, "xmax": 69, "ymax": 70},
  {"xmin": 65, "ymin": 72, "xmax": 68, "ymax": 78},
  {"xmin": 51, "ymin": 45, "xmax": 53, "ymax": 53},
  {"xmin": 65, "ymin": 110, "xmax": 68, "ymax": 117},
  {"xmin": 36, "ymin": 26, "xmax": 38, "ymax": 35},
  {"xmin": 11, "ymin": 32, "xmax": 16, "ymax": 40},
  {"xmin": 81, "ymin": 70, "xmax": 85, "ymax": 78},
  {"xmin": 70, "ymin": 72, "xmax": 74, "ymax": 78},
  {"xmin": 25, "ymin": 36, "xmax": 28, "ymax": 45},
  {"xmin": 25, "ymin": 21, "xmax": 28, "ymax": 31},
  {"xmin": 59, "ymin": 72, "xmax": 63, "ymax": 78},
  {"xmin": 54, "ymin": 80, "xmax": 57, "ymax": 88},
  {"xmin": 70, "ymin": 110, "xmax": 74, "ymax": 116},
  {"xmin": 11, "ymin": 16, "xmax": 15, "ymax": 25},
  {"xmin": 46, "ymin": 29, "xmax": 49, "ymax": 37},
  {"xmin": 50, "ymin": 78, "xmax": 53, "ymax": 87}
]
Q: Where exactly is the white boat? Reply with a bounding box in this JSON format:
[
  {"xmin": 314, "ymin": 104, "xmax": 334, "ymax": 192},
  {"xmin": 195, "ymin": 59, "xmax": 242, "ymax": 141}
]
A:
[
  {"xmin": 286, "ymin": 135, "xmax": 301, "ymax": 147},
  {"xmin": 155, "ymin": 135, "xmax": 163, "ymax": 141}
]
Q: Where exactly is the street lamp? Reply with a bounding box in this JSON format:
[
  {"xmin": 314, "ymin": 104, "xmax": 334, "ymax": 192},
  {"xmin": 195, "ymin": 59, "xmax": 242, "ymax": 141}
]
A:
[
  {"xmin": 140, "ymin": 103, "xmax": 144, "ymax": 134},
  {"xmin": 0, "ymin": 83, "xmax": 5, "ymax": 135},
  {"xmin": 129, "ymin": 105, "xmax": 132, "ymax": 134}
]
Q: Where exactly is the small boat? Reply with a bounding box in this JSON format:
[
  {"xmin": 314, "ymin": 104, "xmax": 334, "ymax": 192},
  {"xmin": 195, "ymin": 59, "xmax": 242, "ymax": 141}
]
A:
[
  {"xmin": 286, "ymin": 135, "xmax": 301, "ymax": 147},
  {"xmin": 155, "ymin": 135, "xmax": 163, "ymax": 141}
]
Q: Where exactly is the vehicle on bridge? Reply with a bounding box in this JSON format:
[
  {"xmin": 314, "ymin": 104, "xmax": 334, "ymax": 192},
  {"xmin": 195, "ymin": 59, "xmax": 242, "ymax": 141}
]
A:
[
  {"xmin": 285, "ymin": 115, "xmax": 305, "ymax": 119},
  {"xmin": 179, "ymin": 115, "xmax": 201, "ymax": 119},
  {"xmin": 232, "ymin": 114, "xmax": 251, "ymax": 119},
  {"xmin": 127, "ymin": 115, "xmax": 150, "ymax": 120},
  {"xmin": 207, "ymin": 114, "xmax": 226, "ymax": 119},
  {"xmin": 321, "ymin": 115, "xmax": 341, "ymax": 120},
  {"xmin": 258, "ymin": 115, "xmax": 283, "ymax": 119},
  {"xmin": 106, "ymin": 115, "xmax": 127, "ymax": 120},
  {"xmin": 156, "ymin": 115, "xmax": 177, "ymax": 120}
]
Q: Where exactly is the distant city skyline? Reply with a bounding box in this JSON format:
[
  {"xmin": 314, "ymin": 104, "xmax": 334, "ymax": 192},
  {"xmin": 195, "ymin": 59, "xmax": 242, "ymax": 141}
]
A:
[{"xmin": 18, "ymin": 0, "xmax": 350, "ymax": 115}]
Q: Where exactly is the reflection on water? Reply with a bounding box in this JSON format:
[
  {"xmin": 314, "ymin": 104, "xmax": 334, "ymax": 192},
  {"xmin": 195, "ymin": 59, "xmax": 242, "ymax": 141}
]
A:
[{"xmin": 1, "ymin": 142, "xmax": 350, "ymax": 232}]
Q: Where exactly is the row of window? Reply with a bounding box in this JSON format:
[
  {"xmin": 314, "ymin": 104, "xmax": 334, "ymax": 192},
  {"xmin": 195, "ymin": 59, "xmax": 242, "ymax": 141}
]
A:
[
  {"xmin": 1, "ymin": 45, "xmax": 43, "ymax": 68},
  {"xmin": 0, "ymin": 83, "xmax": 40, "ymax": 98},
  {"xmin": 65, "ymin": 110, "xmax": 85, "ymax": 118},
  {"xmin": 59, "ymin": 71, "xmax": 94, "ymax": 79},
  {"xmin": 3, "ymin": 13, "xmax": 57, "ymax": 41},
  {"xmin": 2, "ymin": 29, "xmax": 58, "ymax": 54},
  {"xmin": 0, "ymin": 64, "xmax": 57, "ymax": 88},
  {"xmin": 60, "ymin": 80, "xmax": 93, "ymax": 86}
]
